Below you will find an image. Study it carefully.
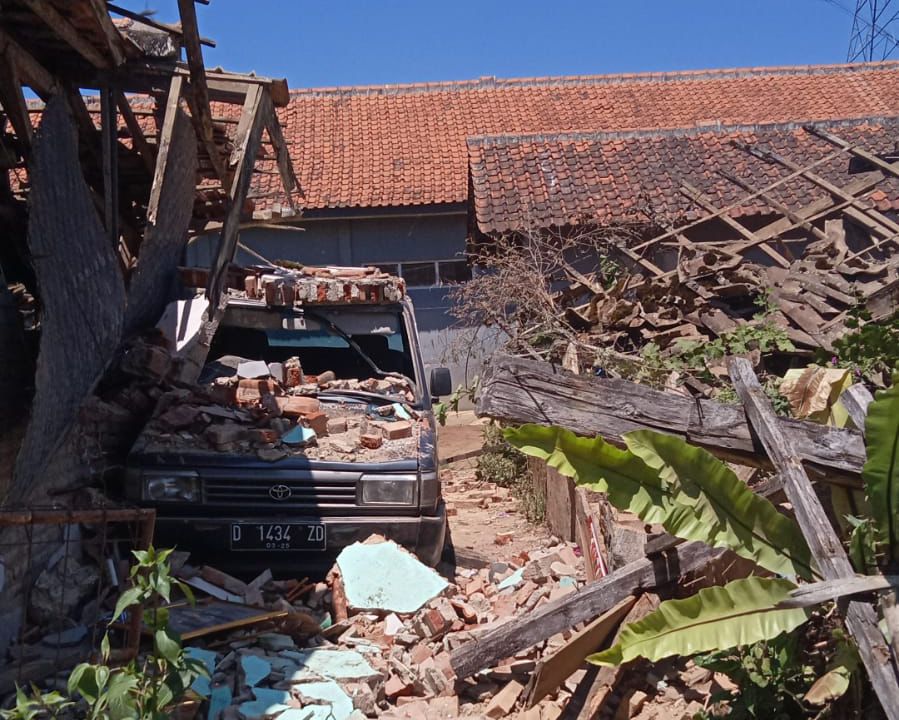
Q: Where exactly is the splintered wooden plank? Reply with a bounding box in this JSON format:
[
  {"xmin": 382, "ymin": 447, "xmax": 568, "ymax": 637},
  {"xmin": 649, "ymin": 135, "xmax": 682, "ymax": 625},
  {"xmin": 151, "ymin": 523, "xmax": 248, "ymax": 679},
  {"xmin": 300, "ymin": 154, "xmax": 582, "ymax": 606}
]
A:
[
  {"xmin": 727, "ymin": 357, "xmax": 899, "ymax": 720},
  {"xmin": 22, "ymin": 0, "xmax": 111, "ymax": 68},
  {"xmin": 176, "ymin": 0, "xmax": 226, "ymax": 182},
  {"xmin": 449, "ymin": 541, "xmax": 723, "ymax": 679},
  {"xmin": 86, "ymin": 0, "xmax": 128, "ymax": 65},
  {"xmin": 264, "ymin": 106, "xmax": 300, "ymax": 209},
  {"xmin": 477, "ymin": 353, "xmax": 867, "ymax": 478},
  {"xmin": 116, "ymin": 91, "xmax": 155, "ymax": 174},
  {"xmin": 206, "ymin": 85, "xmax": 269, "ymax": 303},
  {"xmin": 526, "ymin": 596, "xmax": 636, "ymax": 707},
  {"xmin": 0, "ymin": 54, "xmax": 32, "ymax": 147}
]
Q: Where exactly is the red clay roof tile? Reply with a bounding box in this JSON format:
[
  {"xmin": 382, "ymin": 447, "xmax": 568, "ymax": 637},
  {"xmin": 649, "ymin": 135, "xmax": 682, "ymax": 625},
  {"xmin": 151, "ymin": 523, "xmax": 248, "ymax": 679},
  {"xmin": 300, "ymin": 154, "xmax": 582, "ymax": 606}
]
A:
[
  {"xmin": 467, "ymin": 119, "xmax": 899, "ymax": 234},
  {"xmin": 268, "ymin": 62, "xmax": 899, "ymax": 211}
]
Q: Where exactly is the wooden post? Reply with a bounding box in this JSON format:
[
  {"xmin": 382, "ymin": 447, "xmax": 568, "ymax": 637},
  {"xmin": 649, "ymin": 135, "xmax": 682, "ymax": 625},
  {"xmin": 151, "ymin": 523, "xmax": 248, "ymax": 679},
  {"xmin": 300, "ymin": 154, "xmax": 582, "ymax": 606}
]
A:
[
  {"xmin": 100, "ymin": 85, "xmax": 119, "ymax": 250},
  {"xmin": 727, "ymin": 356, "xmax": 899, "ymax": 720}
]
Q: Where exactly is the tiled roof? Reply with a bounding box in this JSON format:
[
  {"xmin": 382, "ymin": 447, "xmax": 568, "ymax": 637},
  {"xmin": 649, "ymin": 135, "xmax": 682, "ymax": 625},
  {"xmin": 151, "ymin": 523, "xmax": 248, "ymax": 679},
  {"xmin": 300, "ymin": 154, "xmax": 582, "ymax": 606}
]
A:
[
  {"xmin": 467, "ymin": 119, "xmax": 899, "ymax": 234},
  {"xmin": 269, "ymin": 62, "xmax": 899, "ymax": 211}
]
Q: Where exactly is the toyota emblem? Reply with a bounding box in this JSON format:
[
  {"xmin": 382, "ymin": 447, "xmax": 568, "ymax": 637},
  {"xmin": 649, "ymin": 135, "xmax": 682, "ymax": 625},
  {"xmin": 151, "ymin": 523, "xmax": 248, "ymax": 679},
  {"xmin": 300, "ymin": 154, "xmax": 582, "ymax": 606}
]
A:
[{"xmin": 269, "ymin": 484, "xmax": 291, "ymax": 501}]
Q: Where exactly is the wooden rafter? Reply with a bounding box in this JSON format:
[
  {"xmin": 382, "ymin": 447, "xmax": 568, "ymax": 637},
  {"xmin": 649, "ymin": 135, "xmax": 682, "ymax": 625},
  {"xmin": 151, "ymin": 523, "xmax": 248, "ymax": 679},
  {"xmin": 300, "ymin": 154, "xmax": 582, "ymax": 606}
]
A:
[
  {"xmin": 631, "ymin": 148, "xmax": 849, "ymax": 252},
  {"xmin": 679, "ymin": 181, "xmax": 793, "ymax": 267},
  {"xmin": 716, "ymin": 169, "xmax": 828, "ymax": 242},
  {"xmin": 176, "ymin": 0, "xmax": 226, "ymax": 183},
  {"xmin": 21, "ymin": 0, "xmax": 111, "ymax": 69},
  {"xmin": 85, "ymin": 0, "xmax": 127, "ymax": 66},
  {"xmin": 207, "ymin": 84, "xmax": 270, "ymax": 303},
  {"xmin": 263, "ymin": 106, "xmax": 300, "ymax": 211},
  {"xmin": 147, "ymin": 76, "xmax": 183, "ymax": 226},
  {"xmin": 115, "ymin": 91, "xmax": 155, "ymax": 174},
  {"xmin": 0, "ymin": 53, "xmax": 33, "ymax": 149},
  {"xmin": 740, "ymin": 143, "xmax": 899, "ymax": 239}
]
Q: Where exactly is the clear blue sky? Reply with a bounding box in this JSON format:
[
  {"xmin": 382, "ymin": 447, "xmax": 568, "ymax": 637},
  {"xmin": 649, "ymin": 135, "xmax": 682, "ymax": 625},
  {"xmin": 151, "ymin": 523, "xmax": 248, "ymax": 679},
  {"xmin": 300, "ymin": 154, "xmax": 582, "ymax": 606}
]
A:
[{"xmin": 119, "ymin": 0, "xmax": 872, "ymax": 88}]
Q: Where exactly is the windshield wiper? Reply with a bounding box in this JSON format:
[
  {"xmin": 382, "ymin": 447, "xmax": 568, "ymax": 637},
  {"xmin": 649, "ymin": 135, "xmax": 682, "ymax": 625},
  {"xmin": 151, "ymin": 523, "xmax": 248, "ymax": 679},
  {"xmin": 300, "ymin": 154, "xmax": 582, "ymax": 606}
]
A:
[{"xmin": 301, "ymin": 309, "xmax": 386, "ymax": 378}]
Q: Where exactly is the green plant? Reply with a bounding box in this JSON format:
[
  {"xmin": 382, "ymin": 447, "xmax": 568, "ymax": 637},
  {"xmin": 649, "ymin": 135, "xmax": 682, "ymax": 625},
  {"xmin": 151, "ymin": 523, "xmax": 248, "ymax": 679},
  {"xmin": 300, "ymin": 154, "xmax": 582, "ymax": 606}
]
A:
[
  {"xmin": 435, "ymin": 377, "xmax": 479, "ymax": 426},
  {"xmin": 693, "ymin": 628, "xmax": 819, "ymax": 719},
  {"xmin": 827, "ymin": 309, "xmax": 899, "ymax": 384},
  {"xmin": 861, "ymin": 379, "xmax": 899, "ymax": 564},
  {"xmin": 504, "ymin": 375, "xmax": 898, "ymax": 711},
  {"xmin": 477, "ymin": 424, "xmax": 544, "ymax": 522},
  {"xmin": 0, "ymin": 686, "xmax": 72, "ymax": 720},
  {"xmin": 6, "ymin": 547, "xmax": 206, "ymax": 720},
  {"xmin": 589, "ymin": 577, "xmax": 810, "ymax": 667},
  {"xmin": 506, "ymin": 425, "xmax": 815, "ymax": 579}
]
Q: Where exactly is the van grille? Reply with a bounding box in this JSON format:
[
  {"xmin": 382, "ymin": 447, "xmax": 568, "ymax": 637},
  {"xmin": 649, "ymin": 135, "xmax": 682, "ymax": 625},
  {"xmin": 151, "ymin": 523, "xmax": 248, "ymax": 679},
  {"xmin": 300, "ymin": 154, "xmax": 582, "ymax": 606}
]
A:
[{"xmin": 203, "ymin": 477, "xmax": 358, "ymax": 508}]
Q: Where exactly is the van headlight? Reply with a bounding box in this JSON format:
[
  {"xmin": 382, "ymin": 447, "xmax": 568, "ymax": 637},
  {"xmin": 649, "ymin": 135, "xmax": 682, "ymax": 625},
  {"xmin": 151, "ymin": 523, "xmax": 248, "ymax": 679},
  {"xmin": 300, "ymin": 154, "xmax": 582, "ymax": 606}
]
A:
[
  {"xmin": 360, "ymin": 474, "xmax": 417, "ymax": 505},
  {"xmin": 144, "ymin": 473, "xmax": 199, "ymax": 502}
]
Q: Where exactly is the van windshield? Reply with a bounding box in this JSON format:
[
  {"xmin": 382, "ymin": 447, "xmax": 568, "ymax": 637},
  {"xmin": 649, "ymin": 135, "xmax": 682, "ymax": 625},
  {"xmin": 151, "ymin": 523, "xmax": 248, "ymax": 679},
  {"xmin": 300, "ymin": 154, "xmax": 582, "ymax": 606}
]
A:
[{"xmin": 207, "ymin": 306, "xmax": 416, "ymax": 384}]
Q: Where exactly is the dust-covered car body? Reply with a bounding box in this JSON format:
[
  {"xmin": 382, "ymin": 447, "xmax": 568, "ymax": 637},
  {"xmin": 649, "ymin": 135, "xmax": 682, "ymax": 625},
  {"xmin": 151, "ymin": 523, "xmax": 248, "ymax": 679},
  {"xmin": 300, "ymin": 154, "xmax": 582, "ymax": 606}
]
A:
[{"xmin": 125, "ymin": 266, "xmax": 452, "ymax": 570}]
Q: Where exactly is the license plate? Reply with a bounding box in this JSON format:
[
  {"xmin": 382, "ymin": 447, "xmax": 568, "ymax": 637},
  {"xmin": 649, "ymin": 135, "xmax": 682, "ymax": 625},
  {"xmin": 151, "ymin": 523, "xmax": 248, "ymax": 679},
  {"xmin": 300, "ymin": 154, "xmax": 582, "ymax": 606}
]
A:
[{"xmin": 230, "ymin": 523, "xmax": 326, "ymax": 551}]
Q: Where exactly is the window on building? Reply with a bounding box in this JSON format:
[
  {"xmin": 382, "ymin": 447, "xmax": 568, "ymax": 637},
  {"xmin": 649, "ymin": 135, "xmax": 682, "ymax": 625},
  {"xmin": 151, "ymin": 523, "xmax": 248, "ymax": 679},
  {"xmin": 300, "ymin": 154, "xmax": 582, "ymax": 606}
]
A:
[
  {"xmin": 401, "ymin": 262, "xmax": 437, "ymax": 287},
  {"xmin": 363, "ymin": 259, "xmax": 473, "ymax": 288}
]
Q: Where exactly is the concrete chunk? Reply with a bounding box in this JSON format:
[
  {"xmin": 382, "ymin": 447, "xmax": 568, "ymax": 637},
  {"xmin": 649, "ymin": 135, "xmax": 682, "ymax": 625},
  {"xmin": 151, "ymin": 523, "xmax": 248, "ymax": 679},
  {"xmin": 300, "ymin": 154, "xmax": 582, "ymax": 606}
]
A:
[{"xmin": 336, "ymin": 538, "xmax": 448, "ymax": 614}]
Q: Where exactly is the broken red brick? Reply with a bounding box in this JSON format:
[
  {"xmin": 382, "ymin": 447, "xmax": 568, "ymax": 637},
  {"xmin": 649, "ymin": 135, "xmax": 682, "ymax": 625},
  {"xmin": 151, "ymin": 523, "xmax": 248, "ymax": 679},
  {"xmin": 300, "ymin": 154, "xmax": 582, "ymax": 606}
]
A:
[
  {"xmin": 326, "ymin": 417, "xmax": 348, "ymax": 434},
  {"xmin": 360, "ymin": 432, "xmax": 383, "ymax": 450},
  {"xmin": 384, "ymin": 675, "xmax": 414, "ymax": 699},
  {"xmin": 381, "ymin": 420, "xmax": 413, "ymax": 440},
  {"xmin": 276, "ymin": 395, "xmax": 321, "ymax": 418},
  {"xmin": 236, "ymin": 378, "xmax": 283, "ymax": 406},
  {"xmin": 247, "ymin": 428, "xmax": 280, "ymax": 444},
  {"xmin": 303, "ymin": 410, "xmax": 329, "ymax": 436}
]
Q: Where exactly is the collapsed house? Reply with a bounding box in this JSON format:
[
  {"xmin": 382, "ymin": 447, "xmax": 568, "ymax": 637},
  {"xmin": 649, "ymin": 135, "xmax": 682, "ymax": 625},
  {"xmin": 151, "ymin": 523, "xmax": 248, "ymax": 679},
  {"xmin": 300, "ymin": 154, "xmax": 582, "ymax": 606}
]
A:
[
  {"xmin": 0, "ymin": 0, "xmax": 300, "ymax": 668},
  {"xmin": 466, "ymin": 119, "xmax": 899, "ymax": 387}
]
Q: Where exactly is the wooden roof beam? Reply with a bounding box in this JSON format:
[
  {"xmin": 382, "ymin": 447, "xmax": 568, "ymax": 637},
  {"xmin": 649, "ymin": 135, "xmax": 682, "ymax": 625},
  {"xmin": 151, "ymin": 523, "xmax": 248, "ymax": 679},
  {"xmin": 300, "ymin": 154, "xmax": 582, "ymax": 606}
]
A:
[
  {"xmin": 86, "ymin": 0, "xmax": 128, "ymax": 66},
  {"xmin": 21, "ymin": 0, "xmax": 111, "ymax": 69},
  {"xmin": 679, "ymin": 181, "xmax": 793, "ymax": 267},
  {"xmin": 207, "ymin": 84, "xmax": 270, "ymax": 302},
  {"xmin": 0, "ymin": 54, "xmax": 33, "ymax": 150},
  {"xmin": 116, "ymin": 91, "xmax": 155, "ymax": 175},
  {"xmin": 263, "ymin": 104, "xmax": 301, "ymax": 210},
  {"xmin": 176, "ymin": 0, "xmax": 226, "ymax": 183}
]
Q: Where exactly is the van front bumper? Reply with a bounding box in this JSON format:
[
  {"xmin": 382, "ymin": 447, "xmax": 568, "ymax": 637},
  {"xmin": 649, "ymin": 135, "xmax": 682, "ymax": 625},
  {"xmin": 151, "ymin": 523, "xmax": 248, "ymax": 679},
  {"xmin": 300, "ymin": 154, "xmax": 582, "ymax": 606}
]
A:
[{"xmin": 151, "ymin": 502, "xmax": 447, "ymax": 575}]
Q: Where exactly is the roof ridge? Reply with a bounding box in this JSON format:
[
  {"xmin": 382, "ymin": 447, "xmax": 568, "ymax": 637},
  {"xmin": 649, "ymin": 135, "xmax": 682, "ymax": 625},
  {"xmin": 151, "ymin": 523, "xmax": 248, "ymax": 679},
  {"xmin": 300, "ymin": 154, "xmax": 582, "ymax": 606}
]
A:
[
  {"xmin": 289, "ymin": 61, "xmax": 899, "ymax": 97},
  {"xmin": 466, "ymin": 115, "xmax": 899, "ymax": 148}
]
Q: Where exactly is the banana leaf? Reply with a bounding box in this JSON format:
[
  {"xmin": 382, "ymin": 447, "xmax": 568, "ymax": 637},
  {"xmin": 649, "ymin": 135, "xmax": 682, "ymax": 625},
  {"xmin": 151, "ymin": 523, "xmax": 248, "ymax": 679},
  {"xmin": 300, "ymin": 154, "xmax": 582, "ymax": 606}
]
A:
[
  {"xmin": 503, "ymin": 424, "xmax": 672, "ymax": 525},
  {"xmin": 624, "ymin": 430, "xmax": 816, "ymax": 580},
  {"xmin": 862, "ymin": 380, "xmax": 899, "ymax": 564},
  {"xmin": 588, "ymin": 577, "xmax": 810, "ymax": 666},
  {"xmin": 505, "ymin": 424, "xmax": 815, "ymax": 580}
]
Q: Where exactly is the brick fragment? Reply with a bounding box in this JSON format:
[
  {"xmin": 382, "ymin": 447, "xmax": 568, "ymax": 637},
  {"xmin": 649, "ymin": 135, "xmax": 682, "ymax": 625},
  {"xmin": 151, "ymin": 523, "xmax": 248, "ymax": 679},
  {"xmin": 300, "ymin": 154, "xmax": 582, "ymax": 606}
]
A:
[
  {"xmin": 381, "ymin": 420, "xmax": 413, "ymax": 440},
  {"xmin": 326, "ymin": 417, "xmax": 348, "ymax": 434},
  {"xmin": 384, "ymin": 675, "xmax": 414, "ymax": 699},
  {"xmin": 247, "ymin": 428, "xmax": 280, "ymax": 444},
  {"xmin": 484, "ymin": 680, "xmax": 524, "ymax": 718},
  {"xmin": 205, "ymin": 422, "xmax": 247, "ymax": 447},
  {"xmin": 275, "ymin": 395, "xmax": 320, "ymax": 417},
  {"xmin": 360, "ymin": 432, "xmax": 383, "ymax": 449},
  {"xmin": 303, "ymin": 410, "xmax": 329, "ymax": 436},
  {"xmin": 235, "ymin": 378, "xmax": 283, "ymax": 406}
]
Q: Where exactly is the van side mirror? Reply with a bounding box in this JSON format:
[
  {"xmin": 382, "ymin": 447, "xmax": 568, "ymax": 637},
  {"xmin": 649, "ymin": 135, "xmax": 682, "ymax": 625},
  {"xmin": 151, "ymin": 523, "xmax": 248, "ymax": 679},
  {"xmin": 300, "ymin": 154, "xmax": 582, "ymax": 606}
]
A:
[{"xmin": 429, "ymin": 367, "xmax": 452, "ymax": 398}]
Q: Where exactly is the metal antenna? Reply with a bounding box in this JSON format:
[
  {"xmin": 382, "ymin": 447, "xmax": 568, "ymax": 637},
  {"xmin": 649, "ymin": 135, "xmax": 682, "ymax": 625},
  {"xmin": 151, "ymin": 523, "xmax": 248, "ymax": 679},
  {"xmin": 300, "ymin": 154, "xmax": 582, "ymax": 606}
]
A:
[{"xmin": 848, "ymin": 0, "xmax": 899, "ymax": 61}]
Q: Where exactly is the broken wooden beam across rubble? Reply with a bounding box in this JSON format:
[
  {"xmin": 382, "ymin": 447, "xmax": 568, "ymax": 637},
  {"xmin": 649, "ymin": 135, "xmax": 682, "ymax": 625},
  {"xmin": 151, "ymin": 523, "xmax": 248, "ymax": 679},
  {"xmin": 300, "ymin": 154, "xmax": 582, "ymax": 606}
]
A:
[
  {"xmin": 477, "ymin": 352, "xmax": 866, "ymax": 480},
  {"xmin": 728, "ymin": 357, "xmax": 899, "ymax": 720},
  {"xmin": 449, "ymin": 540, "xmax": 724, "ymax": 679}
]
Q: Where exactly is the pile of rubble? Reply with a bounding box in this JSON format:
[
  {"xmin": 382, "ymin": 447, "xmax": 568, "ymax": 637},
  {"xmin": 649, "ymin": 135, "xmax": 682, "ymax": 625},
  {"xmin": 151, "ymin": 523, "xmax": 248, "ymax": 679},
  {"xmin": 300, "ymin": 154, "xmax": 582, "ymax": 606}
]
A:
[
  {"xmin": 167, "ymin": 533, "xmax": 598, "ymax": 720},
  {"xmin": 136, "ymin": 359, "xmax": 423, "ymax": 463},
  {"xmin": 564, "ymin": 229, "xmax": 896, "ymax": 380}
]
